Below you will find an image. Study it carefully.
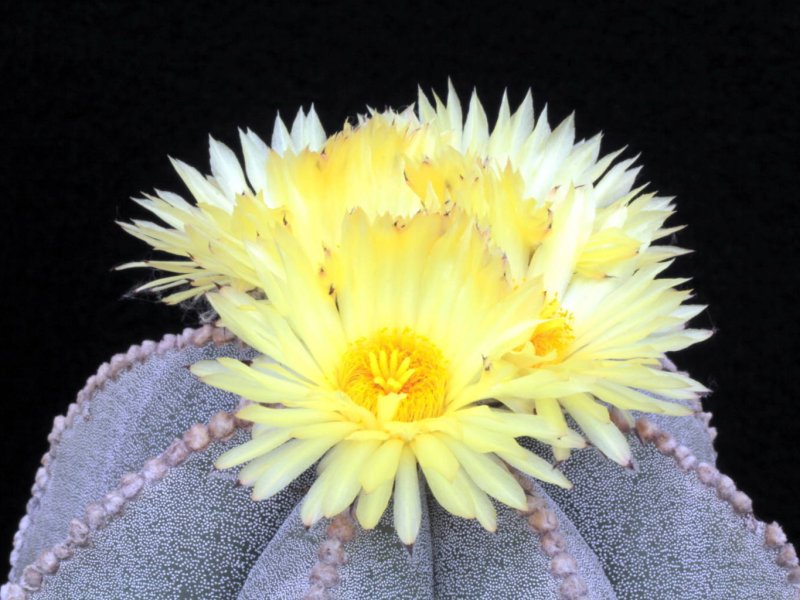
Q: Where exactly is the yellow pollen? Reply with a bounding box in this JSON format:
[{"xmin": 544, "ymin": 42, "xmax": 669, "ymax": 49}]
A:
[
  {"xmin": 531, "ymin": 299, "xmax": 575, "ymax": 364},
  {"xmin": 338, "ymin": 328, "xmax": 448, "ymax": 422}
]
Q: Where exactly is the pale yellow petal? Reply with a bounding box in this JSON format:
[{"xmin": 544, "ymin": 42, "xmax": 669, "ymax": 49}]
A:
[
  {"xmin": 423, "ymin": 467, "xmax": 475, "ymax": 519},
  {"xmin": 497, "ymin": 446, "xmax": 572, "ymax": 489},
  {"xmin": 291, "ymin": 421, "xmax": 360, "ymax": 440},
  {"xmin": 356, "ymin": 480, "xmax": 394, "ymax": 530},
  {"xmin": 590, "ymin": 381, "xmax": 694, "ymax": 415},
  {"xmin": 459, "ymin": 470, "xmax": 497, "ymax": 532},
  {"xmin": 361, "ymin": 439, "xmax": 405, "ymax": 493},
  {"xmin": 535, "ymin": 397, "xmax": 569, "ymax": 434},
  {"xmin": 411, "ymin": 433, "xmax": 460, "ymax": 480},
  {"xmin": 345, "ymin": 430, "xmax": 391, "ymax": 442},
  {"xmin": 393, "ymin": 447, "xmax": 422, "ymax": 545},
  {"xmin": 319, "ymin": 441, "xmax": 381, "ymax": 518},
  {"xmin": 237, "ymin": 405, "xmax": 341, "ymax": 427},
  {"xmin": 560, "ymin": 394, "xmax": 631, "ymax": 466},
  {"xmin": 215, "ymin": 429, "xmax": 292, "ymax": 469},
  {"xmin": 251, "ymin": 435, "xmax": 345, "ymax": 501},
  {"xmin": 440, "ymin": 438, "xmax": 526, "ymax": 510}
]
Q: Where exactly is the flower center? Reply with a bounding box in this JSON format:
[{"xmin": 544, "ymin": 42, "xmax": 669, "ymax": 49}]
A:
[
  {"xmin": 531, "ymin": 299, "xmax": 575, "ymax": 363},
  {"xmin": 338, "ymin": 328, "xmax": 448, "ymax": 422}
]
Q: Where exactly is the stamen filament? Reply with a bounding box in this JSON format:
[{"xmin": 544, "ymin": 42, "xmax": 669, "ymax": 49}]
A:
[{"xmin": 338, "ymin": 328, "xmax": 448, "ymax": 422}]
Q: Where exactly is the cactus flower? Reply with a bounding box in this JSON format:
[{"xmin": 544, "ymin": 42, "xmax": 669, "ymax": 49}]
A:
[
  {"xmin": 189, "ymin": 208, "xmax": 580, "ymax": 544},
  {"xmin": 122, "ymin": 84, "xmax": 710, "ymax": 526}
]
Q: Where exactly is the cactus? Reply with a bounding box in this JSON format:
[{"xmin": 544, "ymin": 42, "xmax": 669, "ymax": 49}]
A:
[
  {"xmin": 5, "ymin": 85, "xmax": 799, "ymax": 599},
  {"xmin": 3, "ymin": 327, "xmax": 798, "ymax": 600}
]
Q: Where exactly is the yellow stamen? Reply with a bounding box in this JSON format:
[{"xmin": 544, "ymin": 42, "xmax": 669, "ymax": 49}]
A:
[
  {"xmin": 531, "ymin": 299, "xmax": 575, "ymax": 364},
  {"xmin": 338, "ymin": 328, "xmax": 448, "ymax": 422}
]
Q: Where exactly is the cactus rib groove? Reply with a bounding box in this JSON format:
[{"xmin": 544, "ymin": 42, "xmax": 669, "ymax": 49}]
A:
[
  {"xmin": 7, "ymin": 402, "xmax": 250, "ymax": 599},
  {"xmin": 8, "ymin": 326, "xmax": 238, "ymax": 578},
  {"xmin": 635, "ymin": 416, "xmax": 800, "ymax": 589}
]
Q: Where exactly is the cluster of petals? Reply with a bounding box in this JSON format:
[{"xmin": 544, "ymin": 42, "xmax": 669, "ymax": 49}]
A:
[{"xmin": 123, "ymin": 83, "xmax": 711, "ymax": 542}]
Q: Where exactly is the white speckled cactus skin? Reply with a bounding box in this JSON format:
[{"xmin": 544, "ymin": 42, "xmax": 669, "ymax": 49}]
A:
[{"xmin": 3, "ymin": 328, "xmax": 799, "ymax": 600}]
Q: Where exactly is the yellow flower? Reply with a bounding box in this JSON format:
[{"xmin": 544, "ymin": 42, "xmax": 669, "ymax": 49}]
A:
[
  {"xmin": 191, "ymin": 209, "xmax": 580, "ymax": 544},
  {"xmin": 121, "ymin": 83, "xmax": 676, "ymax": 301},
  {"xmin": 118, "ymin": 106, "xmax": 327, "ymax": 303},
  {"xmin": 123, "ymin": 84, "xmax": 712, "ymax": 534},
  {"xmin": 529, "ymin": 298, "xmax": 576, "ymax": 366},
  {"xmin": 494, "ymin": 184, "xmax": 711, "ymax": 466}
]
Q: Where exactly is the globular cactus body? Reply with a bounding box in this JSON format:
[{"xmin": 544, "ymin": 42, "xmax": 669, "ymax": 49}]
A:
[{"xmin": 4, "ymin": 331, "xmax": 799, "ymax": 600}]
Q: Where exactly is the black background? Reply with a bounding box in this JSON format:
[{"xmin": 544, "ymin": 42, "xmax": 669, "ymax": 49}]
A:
[{"xmin": 1, "ymin": 1, "xmax": 798, "ymax": 556}]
